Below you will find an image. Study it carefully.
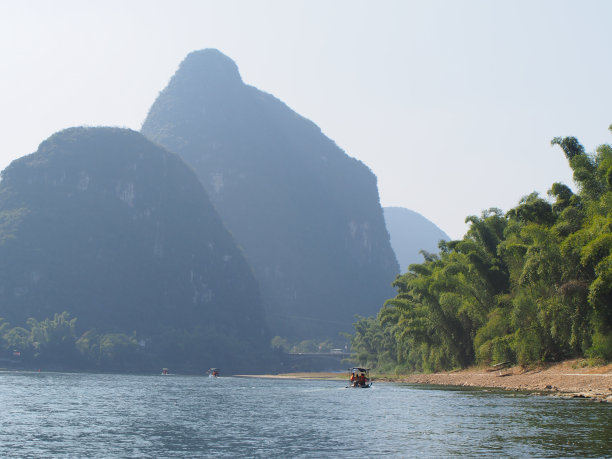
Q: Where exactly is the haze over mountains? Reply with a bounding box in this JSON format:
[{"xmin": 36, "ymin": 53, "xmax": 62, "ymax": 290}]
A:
[
  {"xmin": 0, "ymin": 49, "xmax": 424, "ymax": 371},
  {"xmin": 0, "ymin": 127, "xmax": 269, "ymax": 370},
  {"xmin": 383, "ymin": 207, "xmax": 450, "ymax": 272},
  {"xmin": 142, "ymin": 49, "xmax": 399, "ymax": 341}
]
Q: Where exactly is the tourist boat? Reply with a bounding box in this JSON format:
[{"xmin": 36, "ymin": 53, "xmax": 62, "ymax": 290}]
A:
[
  {"xmin": 161, "ymin": 368, "xmax": 169, "ymax": 375},
  {"xmin": 207, "ymin": 368, "xmax": 220, "ymax": 378},
  {"xmin": 349, "ymin": 367, "xmax": 372, "ymax": 388}
]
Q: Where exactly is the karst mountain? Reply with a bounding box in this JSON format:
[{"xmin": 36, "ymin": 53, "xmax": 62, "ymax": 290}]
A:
[
  {"xmin": 383, "ymin": 207, "xmax": 450, "ymax": 272},
  {"xmin": 142, "ymin": 49, "xmax": 399, "ymax": 341},
  {"xmin": 0, "ymin": 127, "xmax": 269, "ymax": 371}
]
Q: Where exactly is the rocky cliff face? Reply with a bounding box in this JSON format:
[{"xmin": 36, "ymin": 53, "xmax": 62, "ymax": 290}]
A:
[
  {"xmin": 383, "ymin": 207, "xmax": 450, "ymax": 272},
  {"xmin": 0, "ymin": 127, "xmax": 269, "ymax": 369},
  {"xmin": 142, "ymin": 49, "xmax": 399, "ymax": 341}
]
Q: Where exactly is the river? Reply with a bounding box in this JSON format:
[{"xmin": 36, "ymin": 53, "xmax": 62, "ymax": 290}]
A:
[{"xmin": 1, "ymin": 372, "xmax": 610, "ymax": 457}]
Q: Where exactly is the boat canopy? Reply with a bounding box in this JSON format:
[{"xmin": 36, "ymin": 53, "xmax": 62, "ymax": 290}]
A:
[{"xmin": 350, "ymin": 367, "xmax": 369, "ymax": 372}]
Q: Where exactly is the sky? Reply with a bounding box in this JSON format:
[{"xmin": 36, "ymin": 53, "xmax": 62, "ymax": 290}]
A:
[{"xmin": 1, "ymin": 0, "xmax": 611, "ymax": 239}]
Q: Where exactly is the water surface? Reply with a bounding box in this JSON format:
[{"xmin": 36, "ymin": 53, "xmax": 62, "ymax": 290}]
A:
[{"xmin": 0, "ymin": 372, "xmax": 610, "ymax": 457}]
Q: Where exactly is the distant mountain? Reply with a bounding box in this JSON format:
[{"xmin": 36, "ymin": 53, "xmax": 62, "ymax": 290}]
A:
[
  {"xmin": 383, "ymin": 207, "xmax": 450, "ymax": 272},
  {"xmin": 0, "ymin": 127, "xmax": 269, "ymax": 371},
  {"xmin": 142, "ymin": 49, "xmax": 399, "ymax": 341}
]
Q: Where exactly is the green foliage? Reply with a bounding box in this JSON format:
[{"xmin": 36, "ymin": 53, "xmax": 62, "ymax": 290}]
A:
[
  {"xmin": 75, "ymin": 329, "xmax": 141, "ymax": 369},
  {"xmin": 507, "ymin": 193, "xmax": 555, "ymax": 227},
  {"xmin": 350, "ymin": 125, "xmax": 612, "ymax": 372},
  {"xmin": 474, "ymin": 309, "xmax": 514, "ymax": 364},
  {"xmin": 551, "ymin": 136, "xmax": 585, "ymax": 161},
  {"xmin": 1, "ymin": 310, "xmax": 274, "ymax": 372},
  {"xmin": 3, "ymin": 327, "xmax": 30, "ymax": 355},
  {"xmin": 548, "ymin": 182, "xmax": 574, "ymax": 214},
  {"xmin": 0, "ymin": 312, "xmax": 142, "ymax": 369},
  {"xmin": 270, "ymin": 336, "xmax": 290, "ymax": 352},
  {"xmin": 348, "ymin": 315, "xmax": 397, "ymax": 370},
  {"xmin": 587, "ymin": 331, "xmax": 612, "ymax": 360},
  {"xmin": 289, "ymin": 339, "xmax": 335, "ymax": 353},
  {"xmin": 27, "ymin": 312, "xmax": 78, "ymax": 363}
]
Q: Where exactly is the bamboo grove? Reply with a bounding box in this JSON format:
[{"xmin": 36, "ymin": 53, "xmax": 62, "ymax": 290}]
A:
[{"xmin": 350, "ymin": 126, "xmax": 612, "ymax": 372}]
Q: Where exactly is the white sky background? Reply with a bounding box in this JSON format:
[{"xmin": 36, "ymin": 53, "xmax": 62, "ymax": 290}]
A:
[{"xmin": 1, "ymin": 0, "xmax": 610, "ymax": 239}]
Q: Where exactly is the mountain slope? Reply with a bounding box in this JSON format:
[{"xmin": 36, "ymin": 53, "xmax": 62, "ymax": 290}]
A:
[
  {"xmin": 142, "ymin": 49, "xmax": 399, "ymax": 341},
  {"xmin": 0, "ymin": 127, "xmax": 269, "ymax": 370},
  {"xmin": 383, "ymin": 207, "xmax": 450, "ymax": 272}
]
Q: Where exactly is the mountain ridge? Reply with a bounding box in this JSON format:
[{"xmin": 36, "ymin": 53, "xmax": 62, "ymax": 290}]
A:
[{"xmin": 142, "ymin": 49, "xmax": 399, "ymax": 341}]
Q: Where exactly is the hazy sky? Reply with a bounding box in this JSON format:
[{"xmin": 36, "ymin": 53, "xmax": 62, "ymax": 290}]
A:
[{"xmin": 1, "ymin": 0, "xmax": 611, "ymax": 239}]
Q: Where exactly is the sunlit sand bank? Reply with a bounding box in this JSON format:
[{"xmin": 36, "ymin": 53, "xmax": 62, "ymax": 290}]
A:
[{"xmin": 388, "ymin": 359, "xmax": 612, "ymax": 402}]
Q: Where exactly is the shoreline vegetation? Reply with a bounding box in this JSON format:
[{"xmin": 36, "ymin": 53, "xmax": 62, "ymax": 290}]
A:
[
  {"xmin": 347, "ymin": 129, "xmax": 612, "ymax": 382},
  {"xmin": 240, "ymin": 359, "xmax": 612, "ymax": 403}
]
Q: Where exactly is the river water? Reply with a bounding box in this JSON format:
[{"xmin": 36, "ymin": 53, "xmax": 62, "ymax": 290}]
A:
[{"xmin": 0, "ymin": 372, "xmax": 610, "ymax": 458}]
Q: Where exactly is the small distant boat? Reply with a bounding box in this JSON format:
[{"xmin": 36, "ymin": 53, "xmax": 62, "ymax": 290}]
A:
[
  {"xmin": 348, "ymin": 367, "xmax": 372, "ymax": 388},
  {"xmin": 161, "ymin": 368, "xmax": 169, "ymax": 375},
  {"xmin": 207, "ymin": 368, "xmax": 220, "ymax": 378}
]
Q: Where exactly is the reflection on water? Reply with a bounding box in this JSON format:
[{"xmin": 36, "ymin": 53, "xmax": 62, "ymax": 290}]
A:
[{"xmin": 0, "ymin": 372, "xmax": 610, "ymax": 458}]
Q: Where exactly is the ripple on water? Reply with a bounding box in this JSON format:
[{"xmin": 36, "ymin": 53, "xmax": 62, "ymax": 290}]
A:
[{"xmin": 0, "ymin": 372, "xmax": 610, "ymax": 458}]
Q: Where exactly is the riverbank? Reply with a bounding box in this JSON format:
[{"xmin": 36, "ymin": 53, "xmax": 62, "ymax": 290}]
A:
[
  {"xmin": 389, "ymin": 359, "xmax": 612, "ymax": 402},
  {"xmin": 243, "ymin": 359, "xmax": 612, "ymax": 402}
]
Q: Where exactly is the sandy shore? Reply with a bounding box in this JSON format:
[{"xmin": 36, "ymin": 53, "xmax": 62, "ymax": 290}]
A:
[
  {"xmin": 241, "ymin": 360, "xmax": 612, "ymax": 402},
  {"xmin": 390, "ymin": 360, "xmax": 612, "ymax": 402}
]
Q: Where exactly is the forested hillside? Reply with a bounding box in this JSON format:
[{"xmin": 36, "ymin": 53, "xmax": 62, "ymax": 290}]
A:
[
  {"xmin": 351, "ymin": 127, "xmax": 612, "ymax": 372},
  {"xmin": 0, "ymin": 127, "xmax": 270, "ymax": 372}
]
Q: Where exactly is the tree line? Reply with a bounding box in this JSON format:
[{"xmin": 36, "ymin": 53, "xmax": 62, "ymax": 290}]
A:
[
  {"xmin": 0, "ymin": 312, "xmax": 143, "ymax": 370},
  {"xmin": 0, "ymin": 310, "xmax": 276, "ymax": 373},
  {"xmin": 350, "ymin": 126, "xmax": 612, "ymax": 372}
]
